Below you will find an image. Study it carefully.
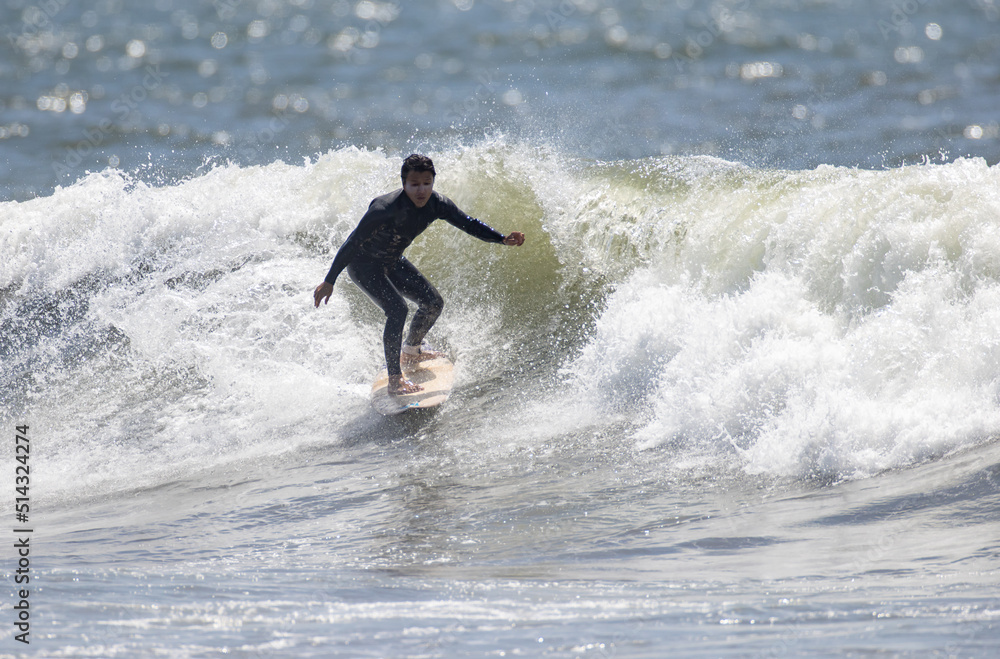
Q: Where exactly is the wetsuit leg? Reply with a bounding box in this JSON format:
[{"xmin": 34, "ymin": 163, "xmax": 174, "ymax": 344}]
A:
[
  {"xmin": 346, "ymin": 261, "xmax": 409, "ymax": 378},
  {"xmin": 386, "ymin": 258, "xmax": 444, "ymax": 349},
  {"xmin": 346, "ymin": 258, "xmax": 443, "ymax": 377}
]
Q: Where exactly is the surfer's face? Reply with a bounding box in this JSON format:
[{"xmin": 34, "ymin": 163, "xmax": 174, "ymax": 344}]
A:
[{"xmin": 403, "ymin": 171, "xmax": 434, "ymax": 208}]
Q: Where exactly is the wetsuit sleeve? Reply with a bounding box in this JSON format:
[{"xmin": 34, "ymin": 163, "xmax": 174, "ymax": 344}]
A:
[
  {"xmin": 322, "ymin": 238, "xmax": 357, "ymax": 286},
  {"xmin": 438, "ymin": 196, "xmax": 505, "ymax": 244},
  {"xmin": 323, "ymin": 204, "xmax": 383, "ymax": 285}
]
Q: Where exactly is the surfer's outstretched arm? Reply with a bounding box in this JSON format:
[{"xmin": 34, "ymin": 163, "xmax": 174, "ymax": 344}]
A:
[
  {"xmin": 313, "ymin": 281, "xmax": 333, "ymax": 307},
  {"xmin": 313, "ymin": 199, "xmax": 392, "ymax": 308}
]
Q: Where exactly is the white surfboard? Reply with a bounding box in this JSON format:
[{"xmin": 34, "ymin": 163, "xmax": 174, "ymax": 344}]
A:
[{"xmin": 370, "ymin": 356, "xmax": 455, "ymax": 415}]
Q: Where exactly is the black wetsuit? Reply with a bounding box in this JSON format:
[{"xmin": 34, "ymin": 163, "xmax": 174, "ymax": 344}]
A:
[{"xmin": 324, "ymin": 189, "xmax": 505, "ymax": 378}]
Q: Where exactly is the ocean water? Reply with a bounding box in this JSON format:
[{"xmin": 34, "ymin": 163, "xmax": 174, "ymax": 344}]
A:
[{"xmin": 3, "ymin": 0, "xmax": 1000, "ymax": 657}]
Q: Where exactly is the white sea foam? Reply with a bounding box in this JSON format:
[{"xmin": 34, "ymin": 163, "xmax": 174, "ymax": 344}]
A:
[
  {"xmin": 4, "ymin": 146, "xmax": 1000, "ymax": 500},
  {"xmin": 567, "ymin": 156, "xmax": 1000, "ymax": 479}
]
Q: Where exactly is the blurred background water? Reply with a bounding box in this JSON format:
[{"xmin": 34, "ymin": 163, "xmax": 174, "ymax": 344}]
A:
[{"xmin": 2, "ymin": 0, "xmax": 999, "ymax": 202}]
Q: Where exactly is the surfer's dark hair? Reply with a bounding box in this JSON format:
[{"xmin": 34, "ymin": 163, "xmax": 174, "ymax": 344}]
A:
[{"xmin": 401, "ymin": 154, "xmax": 436, "ymax": 182}]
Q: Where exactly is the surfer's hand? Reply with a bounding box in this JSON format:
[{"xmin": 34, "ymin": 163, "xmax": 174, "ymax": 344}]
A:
[
  {"xmin": 503, "ymin": 232, "xmax": 525, "ymax": 246},
  {"xmin": 313, "ymin": 282, "xmax": 333, "ymax": 307}
]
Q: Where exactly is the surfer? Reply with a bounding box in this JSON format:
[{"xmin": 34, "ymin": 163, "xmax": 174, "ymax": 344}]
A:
[{"xmin": 313, "ymin": 154, "xmax": 525, "ymax": 395}]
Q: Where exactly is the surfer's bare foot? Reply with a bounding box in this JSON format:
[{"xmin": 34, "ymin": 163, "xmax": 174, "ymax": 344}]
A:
[
  {"xmin": 388, "ymin": 376, "xmax": 422, "ymax": 396},
  {"xmin": 401, "ymin": 347, "xmax": 446, "ymax": 365}
]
